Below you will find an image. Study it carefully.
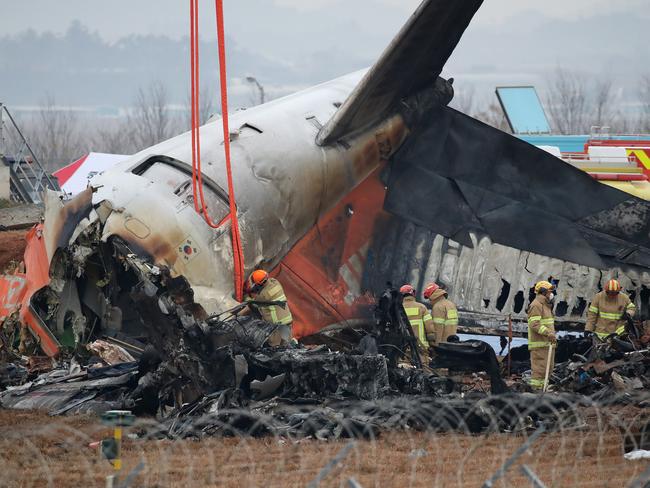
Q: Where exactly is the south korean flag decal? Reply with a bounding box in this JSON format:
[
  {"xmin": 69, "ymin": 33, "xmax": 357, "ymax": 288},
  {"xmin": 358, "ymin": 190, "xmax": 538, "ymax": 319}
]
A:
[{"xmin": 177, "ymin": 236, "xmax": 201, "ymax": 263}]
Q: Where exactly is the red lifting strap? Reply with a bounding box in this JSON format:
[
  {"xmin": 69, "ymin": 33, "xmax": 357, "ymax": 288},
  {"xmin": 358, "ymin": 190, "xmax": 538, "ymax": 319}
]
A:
[{"xmin": 189, "ymin": 0, "xmax": 245, "ymax": 301}]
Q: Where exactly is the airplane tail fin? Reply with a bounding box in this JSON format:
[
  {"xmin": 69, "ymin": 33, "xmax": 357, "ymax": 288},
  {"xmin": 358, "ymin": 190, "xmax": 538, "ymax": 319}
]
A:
[{"xmin": 317, "ymin": 0, "xmax": 483, "ymax": 145}]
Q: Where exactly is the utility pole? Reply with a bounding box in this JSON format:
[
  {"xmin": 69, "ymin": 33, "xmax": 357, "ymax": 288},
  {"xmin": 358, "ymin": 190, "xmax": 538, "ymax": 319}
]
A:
[{"xmin": 246, "ymin": 76, "xmax": 265, "ymax": 105}]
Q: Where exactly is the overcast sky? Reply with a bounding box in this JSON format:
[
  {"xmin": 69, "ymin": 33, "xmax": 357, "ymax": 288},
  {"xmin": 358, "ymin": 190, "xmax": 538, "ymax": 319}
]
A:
[
  {"xmin": 1, "ymin": 0, "xmax": 648, "ymax": 109},
  {"xmin": 2, "ymin": 0, "xmax": 646, "ymax": 41}
]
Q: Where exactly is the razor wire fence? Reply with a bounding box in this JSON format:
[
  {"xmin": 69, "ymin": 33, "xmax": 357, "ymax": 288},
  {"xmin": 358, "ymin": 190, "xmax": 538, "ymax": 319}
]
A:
[{"xmin": 1, "ymin": 393, "xmax": 649, "ymax": 488}]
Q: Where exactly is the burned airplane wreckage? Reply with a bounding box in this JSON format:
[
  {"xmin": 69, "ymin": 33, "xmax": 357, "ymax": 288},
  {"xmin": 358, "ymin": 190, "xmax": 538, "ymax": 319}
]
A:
[{"xmin": 2, "ymin": 0, "xmax": 650, "ymax": 437}]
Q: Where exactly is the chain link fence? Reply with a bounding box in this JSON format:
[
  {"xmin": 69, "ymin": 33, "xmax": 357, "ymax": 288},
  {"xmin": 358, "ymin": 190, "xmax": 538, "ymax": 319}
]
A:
[{"xmin": 2, "ymin": 392, "xmax": 649, "ymax": 487}]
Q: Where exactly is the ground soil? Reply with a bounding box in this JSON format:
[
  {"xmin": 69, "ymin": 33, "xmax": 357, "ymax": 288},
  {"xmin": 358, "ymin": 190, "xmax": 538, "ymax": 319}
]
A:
[
  {"xmin": 0, "ymin": 408, "xmax": 646, "ymax": 487},
  {"xmin": 0, "ymin": 229, "xmax": 27, "ymax": 272}
]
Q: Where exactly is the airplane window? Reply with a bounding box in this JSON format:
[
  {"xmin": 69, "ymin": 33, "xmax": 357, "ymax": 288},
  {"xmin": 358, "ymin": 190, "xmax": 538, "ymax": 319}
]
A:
[{"xmin": 133, "ymin": 156, "xmax": 230, "ymax": 224}]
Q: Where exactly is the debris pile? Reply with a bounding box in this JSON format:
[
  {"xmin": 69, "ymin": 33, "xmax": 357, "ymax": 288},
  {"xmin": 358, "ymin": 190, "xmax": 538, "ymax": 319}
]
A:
[
  {"xmin": 2, "ymin": 255, "xmax": 650, "ymax": 441},
  {"xmin": 157, "ymin": 392, "xmax": 592, "ymax": 440}
]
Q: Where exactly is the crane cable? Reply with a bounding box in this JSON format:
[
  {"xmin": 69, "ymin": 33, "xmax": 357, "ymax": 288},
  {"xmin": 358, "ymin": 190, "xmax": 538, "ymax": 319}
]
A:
[{"xmin": 189, "ymin": 0, "xmax": 245, "ymax": 301}]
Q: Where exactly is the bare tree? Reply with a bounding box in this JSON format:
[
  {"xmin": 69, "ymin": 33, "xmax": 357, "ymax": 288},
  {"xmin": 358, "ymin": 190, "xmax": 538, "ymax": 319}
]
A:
[
  {"xmin": 91, "ymin": 120, "xmax": 132, "ymax": 155},
  {"xmin": 26, "ymin": 94, "xmax": 84, "ymax": 170},
  {"xmin": 545, "ymin": 67, "xmax": 589, "ymax": 134},
  {"xmin": 592, "ymin": 78, "xmax": 620, "ymax": 130},
  {"xmin": 451, "ymin": 84, "xmax": 475, "ymax": 115},
  {"xmin": 473, "ymin": 101, "xmax": 510, "ymax": 133},
  {"xmin": 125, "ymin": 81, "xmax": 177, "ymax": 151},
  {"xmin": 184, "ymin": 85, "xmax": 216, "ymax": 129},
  {"xmin": 640, "ymin": 74, "xmax": 650, "ymax": 133}
]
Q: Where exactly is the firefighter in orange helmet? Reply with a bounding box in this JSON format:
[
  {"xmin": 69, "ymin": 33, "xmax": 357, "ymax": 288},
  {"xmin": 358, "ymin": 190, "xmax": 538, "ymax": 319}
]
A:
[
  {"xmin": 423, "ymin": 283, "xmax": 458, "ymax": 345},
  {"xmin": 585, "ymin": 279, "xmax": 635, "ymax": 340},
  {"xmin": 241, "ymin": 269, "xmax": 293, "ymax": 346},
  {"xmin": 400, "ymin": 284, "xmax": 433, "ymax": 363}
]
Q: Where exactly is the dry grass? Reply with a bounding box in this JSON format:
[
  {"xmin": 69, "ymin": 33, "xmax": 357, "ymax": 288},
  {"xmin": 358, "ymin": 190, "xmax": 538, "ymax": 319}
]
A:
[
  {"xmin": 0, "ymin": 229, "xmax": 27, "ymax": 272},
  {"xmin": 0, "ymin": 408, "xmax": 647, "ymax": 487}
]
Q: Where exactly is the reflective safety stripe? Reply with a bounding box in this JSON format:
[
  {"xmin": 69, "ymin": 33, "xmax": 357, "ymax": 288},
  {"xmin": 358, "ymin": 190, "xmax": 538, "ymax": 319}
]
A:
[
  {"xmin": 404, "ymin": 306, "xmax": 427, "ymax": 346},
  {"xmin": 277, "ymin": 314, "xmax": 293, "ymax": 325},
  {"xmin": 269, "ymin": 306, "xmax": 279, "ymax": 324},
  {"xmin": 445, "ymin": 310, "xmax": 458, "ymax": 327},
  {"xmin": 423, "ymin": 313, "xmax": 433, "ymax": 322},
  {"xmin": 404, "ymin": 307, "xmax": 420, "ymax": 317},
  {"xmin": 418, "ymin": 322, "xmax": 426, "ymax": 346},
  {"xmin": 588, "ymin": 306, "xmax": 599, "ymax": 314},
  {"xmin": 529, "ymin": 379, "xmax": 545, "ymax": 388},
  {"xmin": 538, "ymin": 325, "xmax": 548, "ymax": 335},
  {"xmin": 528, "ymin": 315, "xmax": 542, "ymax": 324},
  {"xmin": 616, "ymin": 326, "xmax": 625, "ymax": 335},
  {"xmin": 433, "ymin": 318, "xmax": 445, "ymax": 325},
  {"xmin": 540, "ymin": 318, "xmax": 554, "ymax": 325},
  {"xmin": 261, "ymin": 284, "xmax": 291, "ymax": 324},
  {"xmin": 595, "ymin": 331, "xmax": 609, "ymax": 339},
  {"xmin": 599, "ymin": 311, "xmax": 623, "ymax": 320},
  {"xmin": 627, "ymin": 303, "xmax": 636, "ymax": 310},
  {"xmin": 528, "ymin": 341, "xmax": 550, "ymax": 349}
]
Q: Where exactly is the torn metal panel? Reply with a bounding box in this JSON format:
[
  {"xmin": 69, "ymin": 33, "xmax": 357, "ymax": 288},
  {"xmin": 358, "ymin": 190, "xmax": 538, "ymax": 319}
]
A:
[
  {"xmin": 87, "ymin": 339, "xmax": 135, "ymax": 365},
  {"xmin": 0, "ymin": 224, "xmax": 60, "ymax": 356},
  {"xmin": 432, "ymin": 340, "xmax": 508, "ymax": 394},
  {"xmin": 42, "ymin": 187, "xmax": 93, "ymax": 263},
  {"xmin": 362, "ymin": 214, "xmax": 650, "ymax": 328},
  {"xmin": 0, "ymin": 363, "xmax": 137, "ymax": 413},
  {"xmin": 250, "ymin": 373, "xmax": 285, "ymax": 400},
  {"xmin": 248, "ymin": 350, "xmax": 390, "ymax": 400},
  {"xmin": 385, "ymin": 105, "xmax": 650, "ymax": 270}
]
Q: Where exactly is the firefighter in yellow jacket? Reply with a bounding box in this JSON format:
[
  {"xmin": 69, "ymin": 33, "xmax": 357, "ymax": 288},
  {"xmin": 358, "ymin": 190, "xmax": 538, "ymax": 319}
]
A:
[
  {"xmin": 527, "ymin": 280, "xmax": 557, "ymax": 390},
  {"xmin": 585, "ymin": 279, "xmax": 635, "ymax": 339},
  {"xmin": 400, "ymin": 284, "xmax": 433, "ymax": 362},
  {"xmin": 423, "ymin": 283, "xmax": 458, "ymax": 344},
  {"xmin": 241, "ymin": 269, "xmax": 293, "ymax": 346}
]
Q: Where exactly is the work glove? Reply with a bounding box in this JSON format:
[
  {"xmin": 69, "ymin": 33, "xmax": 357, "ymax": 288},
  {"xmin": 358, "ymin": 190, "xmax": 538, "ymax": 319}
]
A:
[{"xmin": 548, "ymin": 334, "xmax": 557, "ymax": 345}]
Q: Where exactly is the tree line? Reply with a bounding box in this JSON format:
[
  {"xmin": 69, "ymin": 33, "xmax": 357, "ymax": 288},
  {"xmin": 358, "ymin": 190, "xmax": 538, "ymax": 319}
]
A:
[
  {"xmin": 10, "ymin": 68, "xmax": 650, "ymax": 171},
  {"xmin": 454, "ymin": 67, "xmax": 650, "ymax": 136},
  {"xmin": 13, "ymin": 82, "xmax": 216, "ymax": 171}
]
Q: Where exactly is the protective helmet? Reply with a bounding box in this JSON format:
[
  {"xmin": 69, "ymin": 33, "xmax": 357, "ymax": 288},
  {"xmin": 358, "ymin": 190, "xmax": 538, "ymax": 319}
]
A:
[
  {"xmin": 251, "ymin": 269, "xmax": 269, "ymax": 286},
  {"xmin": 423, "ymin": 283, "xmax": 440, "ymax": 300},
  {"xmin": 605, "ymin": 279, "xmax": 621, "ymax": 293},
  {"xmin": 399, "ymin": 284, "xmax": 415, "ymax": 296},
  {"xmin": 534, "ymin": 280, "xmax": 554, "ymax": 294}
]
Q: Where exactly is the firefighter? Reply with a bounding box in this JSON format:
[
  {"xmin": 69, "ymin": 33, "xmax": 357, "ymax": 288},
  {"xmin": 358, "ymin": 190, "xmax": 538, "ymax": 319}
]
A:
[
  {"xmin": 400, "ymin": 284, "xmax": 433, "ymax": 362},
  {"xmin": 527, "ymin": 280, "xmax": 557, "ymax": 390},
  {"xmin": 242, "ymin": 270, "xmax": 293, "ymax": 346},
  {"xmin": 585, "ymin": 279, "xmax": 636, "ymax": 340},
  {"xmin": 423, "ymin": 283, "xmax": 458, "ymax": 345}
]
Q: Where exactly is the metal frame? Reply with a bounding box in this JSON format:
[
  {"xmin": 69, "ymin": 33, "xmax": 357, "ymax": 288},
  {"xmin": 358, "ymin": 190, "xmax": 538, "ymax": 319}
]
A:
[
  {"xmin": 495, "ymin": 85, "xmax": 551, "ymax": 135},
  {"xmin": 0, "ymin": 102, "xmax": 57, "ymax": 203}
]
